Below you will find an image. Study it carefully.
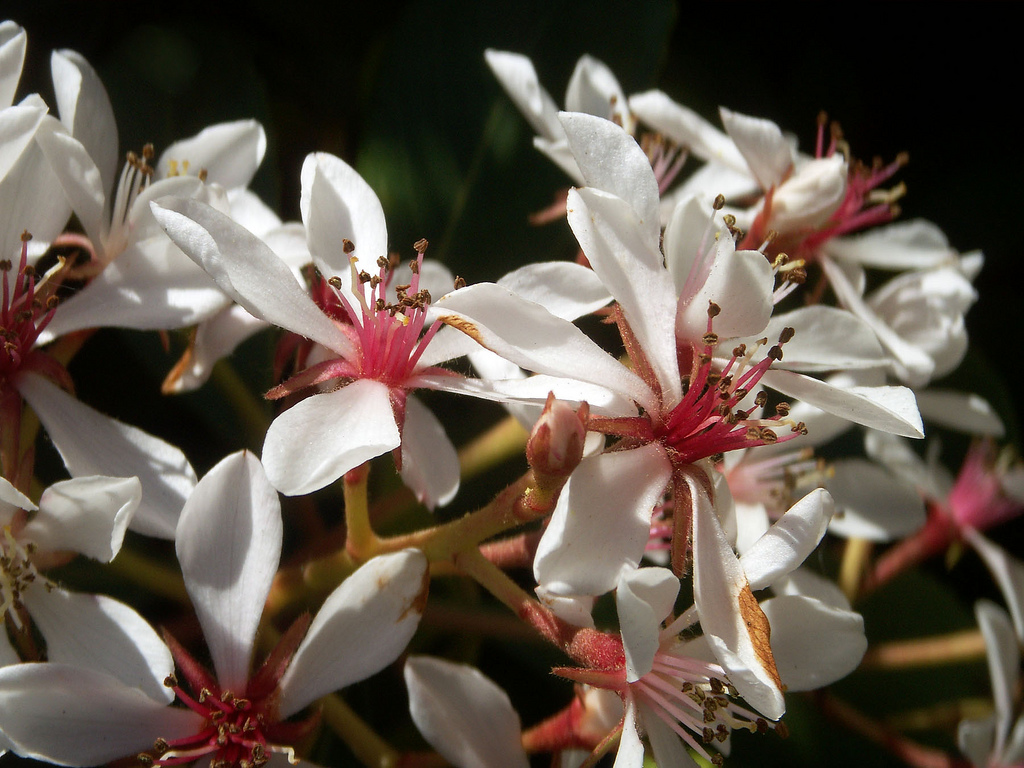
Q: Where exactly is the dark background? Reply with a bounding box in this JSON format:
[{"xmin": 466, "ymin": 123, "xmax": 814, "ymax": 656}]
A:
[{"xmin": 4, "ymin": 2, "xmax": 1022, "ymax": 767}]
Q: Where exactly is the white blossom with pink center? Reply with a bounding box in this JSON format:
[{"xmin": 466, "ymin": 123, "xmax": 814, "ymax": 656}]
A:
[{"xmin": 0, "ymin": 451, "xmax": 428, "ymax": 767}]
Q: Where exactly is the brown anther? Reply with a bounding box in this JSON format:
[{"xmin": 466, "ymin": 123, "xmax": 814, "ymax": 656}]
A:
[
  {"xmin": 198, "ymin": 169, "xmax": 208, "ymax": 182},
  {"xmin": 23, "ymin": 265, "xmax": 36, "ymax": 278},
  {"xmin": 454, "ymin": 276, "xmax": 466, "ymax": 289},
  {"xmin": 746, "ymin": 427, "xmax": 761, "ymax": 440},
  {"xmin": 153, "ymin": 738, "xmax": 169, "ymax": 753},
  {"xmin": 767, "ymin": 345, "xmax": 783, "ymax": 361},
  {"xmin": 327, "ymin": 276, "xmax": 343, "ymax": 289},
  {"xmin": 712, "ymin": 755, "xmax": 725, "ymax": 767},
  {"xmin": 732, "ymin": 344, "xmax": 746, "ymax": 358},
  {"xmin": 370, "ymin": 275, "xmax": 382, "ymax": 289},
  {"xmin": 778, "ymin": 326, "xmax": 795, "ymax": 344},
  {"xmin": 716, "ymin": 724, "xmax": 729, "ymax": 742},
  {"xmin": 142, "ymin": 143, "xmax": 155, "ymax": 161},
  {"xmin": 395, "ymin": 283, "xmax": 411, "ymax": 294},
  {"xmin": 699, "ymin": 353, "xmax": 712, "ymax": 365},
  {"xmin": 756, "ymin": 718, "xmax": 768, "ymax": 734},
  {"xmin": 703, "ymin": 727, "xmax": 716, "ymax": 744},
  {"xmin": 760, "ymin": 428, "xmax": 778, "ymax": 444},
  {"xmin": 788, "ymin": 267, "xmax": 807, "ymax": 284},
  {"xmin": 794, "ymin": 421, "xmax": 808, "ymax": 435},
  {"xmin": 817, "ymin": 110, "xmax": 828, "ymax": 127},
  {"xmin": 45, "ymin": 295, "xmax": 60, "ymax": 310},
  {"xmin": 764, "ymin": 229, "xmax": 778, "ymax": 244},
  {"xmin": 775, "ymin": 721, "xmax": 790, "ymax": 738},
  {"xmin": 420, "ymin": 289, "xmax": 432, "ymax": 304},
  {"xmin": 732, "ymin": 387, "xmax": 748, "ymax": 401},
  {"xmin": 137, "ymin": 754, "xmax": 154, "ymax": 766},
  {"xmin": 775, "ymin": 401, "xmax": 791, "ymax": 416},
  {"xmin": 713, "ymin": 194, "xmax": 726, "ymax": 210},
  {"xmin": 754, "ymin": 391, "xmax": 768, "ymax": 408},
  {"xmin": 375, "ymin": 298, "xmax": 386, "ymax": 311},
  {"xmin": 199, "ymin": 687, "xmax": 212, "ymax": 703},
  {"xmin": 342, "ymin": 239, "xmax": 355, "ymax": 253},
  {"xmin": 377, "ymin": 255, "xmax": 390, "ymax": 269},
  {"xmin": 234, "ymin": 697, "xmax": 251, "ymax": 710},
  {"xmin": 163, "ymin": 674, "xmax": 178, "ymax": 688},
  {"xmin": 409, "ymin": 259, "xmax": 420, "ymax": 274},
  {"xmin": 706, "ymin": 372, "xmax": 722, "ymax": 387},
  {"xmin": 707, "ymin": 301, "xmax": 721, "ymax": 318},
  {"xmin": 722, "ymin": 213, "xmax": 736, "ymax": 228},
  {"xmin": 358, "ymin": 270, "xmax": 372, "ymax": 284},
  {"xmin": 20, "ymin": 230, "xmax": 32, "ymax": 242},
  {"xmin": 413, "ymin": 238, "xmax": 429, "ymax": 253},
  {"xmin": 702, "ymin": 332, "xmax": 718, "ymax": 346},
  {"xmin": 0, "ymin": 259, "xmax": 10, "ymax": 271},
  {"xmin": 709, "ymin": 678, "xmax": 725, "ymax": 694}
]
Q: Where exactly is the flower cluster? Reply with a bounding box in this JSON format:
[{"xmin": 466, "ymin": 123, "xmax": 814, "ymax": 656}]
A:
[{"xmin": 0, "ymin": 19, "xmax": 1018, "ymax": 768}]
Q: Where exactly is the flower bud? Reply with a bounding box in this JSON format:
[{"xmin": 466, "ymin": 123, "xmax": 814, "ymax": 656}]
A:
[
  {"xmin": 769, "ymin": 154, "xmax": 846, "ymax": 233},
  {"xmin": 526, "ymin": 393, "xmax": 588, "ymax": 486}
]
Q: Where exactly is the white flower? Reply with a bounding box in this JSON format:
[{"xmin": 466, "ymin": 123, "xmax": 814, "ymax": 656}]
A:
[
  {"xmin": 35, "ymin": 47, "xmax": 268, "ymax": 339},
  {"xmin": 0, "ymin": 450, "xmax": 429, "ymax": 766}
]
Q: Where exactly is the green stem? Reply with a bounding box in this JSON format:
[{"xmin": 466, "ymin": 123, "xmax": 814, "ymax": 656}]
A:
[
  {"xmin": 109, "ymin": 546, "xmax": 188, "ymax": 604},
  {"xmin": 321, "ymin": 693, "xmax": 400, "ymax": 768}
]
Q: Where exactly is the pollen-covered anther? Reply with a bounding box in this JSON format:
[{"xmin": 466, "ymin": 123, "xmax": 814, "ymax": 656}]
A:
[
  {"xmin": 342, "ymin": 239, "xmax": 355, "ymax": 254},
  {"xmin": 713, "ymin": 194, "xmax": 726, "ymax": 210},
  {"xmin": 412, "ymin": 238, "xmax": 429, "ymax": 254},
  {"xmin": 453, "ymin": 276, "xmax": 466, "ymax": 289}
]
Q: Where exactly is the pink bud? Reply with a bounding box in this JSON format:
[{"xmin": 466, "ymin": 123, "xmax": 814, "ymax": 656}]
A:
[{"xmin": 526, "ymin": 393, "xmax": 588, "ymax": 484}]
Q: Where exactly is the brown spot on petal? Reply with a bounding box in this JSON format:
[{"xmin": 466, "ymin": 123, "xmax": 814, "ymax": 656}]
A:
[
  {"xmin": 440, "ymin": 315, "xmax": 483, "ymax": 344},
  {"xmin": 398, "ymin": 562, "xmax": 431, "ymax": 622},
  {"xmin": 738, "ymin": 584, "xmax": 782, "ymax": 691}
]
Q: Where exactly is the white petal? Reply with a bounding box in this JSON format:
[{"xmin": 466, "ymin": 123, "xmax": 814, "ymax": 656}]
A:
[
  {"xmin": 965, "ymin": 531, "xmax": 1024, "ymax": 642},
  {"xmin": 957, "ymin": 715, "xmax": 996, "ymax": 768},
  {"xmin": 400, "ymin": 395, "xmax": 460, "ymax": 510},
  {"xmin": 0, "ymin": 664, "xmax": 200, "ymax": 766},
  {"xmin": 262, "ymin": 379, "xmax": 401, "ymax": 496},
  {"xmin": 432, "ymin": 282, "xmax": 655, "ymax": 412},
  {"xmin": 404, "ymin": 656, "xmax": 529, "ymax": 768},
  {"xmin": 51, "ymin": 49, "xmax": 119, "ymax": 198},
  {"xmin": 22, "ymin": 475, "xmax": 140, "ymax": 561},
  {"xmin": 741, "ymin": 488, "xmax": 834, "ymax": 591},
  {"xmin": 916, "ymin": 389, "xmax": 1005, "ymax": 437},
  {"xmin": 278, "ymin": 549, "xmax": 428, "ymax": 717},
  {"xmin": 617, "ymin": 567, "xmax": 679, "ymax": 682},
  {"xmin": 176, "ymin": 451, "xmax": 281, "ymax": 692},
  {"xmin": 39, "ymin": 234, "xmax": 231, "ymax": 338},
  {"xmin": 484, "ymin": 49, "xmax": 564, "ymax": 142},
  {"xmin": 534, "ymin": 445, "xmax": 672, "ymax": 597},
  {"xmin": 825, "ymin": 459, "xmax": 926, "ymax": 542},
  {"xmin": 0, "ymin": 21, "xmax": 26, "ymax": 109},
  {"xmin": 629, "ymin": 90, "xmax": 746, "ymax": 172},
  {"xmin": 693, "ymin": 483, "xmax": 784, "ymax": 720},
  {"xmin": 825, "ymin": 219, "xmax": 957, "ymax": 270},
  {"xmin": 559, "ymin": 112, "xmax": 659, "ymax": 249},
  {"xmin": 760, "ymin": 595, "xmax": 866, "ymax": 690},
  {"xmin": 565, "ymin": 56, "xmax": 630, "ymax": 129},
  {"xmin": 157, "ymin": 119, "xmax": 266, "ymax": 189},
  {"xmin": 33, "ymin": 127, "xmax": 108, "ymax": 252},
  {"xmin": 0, "ymin": 104, "xmax": 44, "ymax": 184},
  {"xmin": 642, "ymin": 699, "xmax": 698, "ymax": 768},
  {"xmin": 301, "ymin": 152, "xmax": 388, "ymax": 279},
  {"xmin": 0, "ymin": 475, "xmax": 35, "ymax": 515},
  {"xmin": 534, "ymin": 587, "xmax": 595, "ymax": 628},
  {"xmin": 755, "ymin": 306, "xmax": 888, "ymax": 372},
  {"xmin": 151, "ymin": 197, "xmax": 354, "ymax": 357},
  {"xmin": 17, "ymin": 373, "xmax": 196, "ymax": 539},
  {"xmin": 719, "ymin": 108, "xmax": 792, "ymax": 191},
  {"xmin": 22, "ymin": 589, "xmax": 173, "ymax": 703},
  {"xmin": 773, "ymin": 567, "xmax": 852, "ymax": 611},
  {"xmin": 496, "ymin": 261, "xmax": 611, "ymax": 321},
  {"xmin": 976, "ymin": 599, "xmax": 1019, "ymax": 756},
  {"xmin": 677, "ymin": 237, "xmax": 773, "ymax": 342},
  {"xmin": 566, "ymin": 188, "xmax": 679, "ymax": 405},
  {"xmin": 612, "ymin": 699, "xmax": 646, "ymax": 768},
  {"xmin": 761, "ymin": 369, "xmax": 924, "ymax": 438}
]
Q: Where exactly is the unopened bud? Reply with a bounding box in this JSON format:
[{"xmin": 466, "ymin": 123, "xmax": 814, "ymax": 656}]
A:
[{"xmin": 526, "ymin": 393, "xmax": 588, "ymax": 485}]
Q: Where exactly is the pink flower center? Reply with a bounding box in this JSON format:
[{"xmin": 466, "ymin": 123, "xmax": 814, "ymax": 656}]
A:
[
  {"xmin": 313, "ymin": 245, "xmax": 443, "ymax": 388},
  {"xmin": 654, "ymin": 306, "xmax": 805, "ymax": 467},
  {"xmin": 0, "ymin": 235, "xmax": 59, "ymax": 384}
]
